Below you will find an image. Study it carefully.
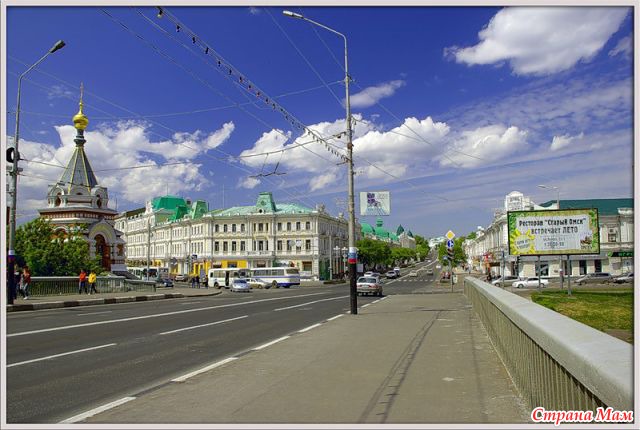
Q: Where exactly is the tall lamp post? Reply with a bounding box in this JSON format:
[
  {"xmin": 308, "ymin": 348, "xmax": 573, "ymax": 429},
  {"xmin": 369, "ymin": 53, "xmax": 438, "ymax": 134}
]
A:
[
  {"xmin": 7, "ymin": 40, "xmax": 65, "ymax": 305},
  {"xmin": 283, "ymin": 11, "xmax": 358, "ymax": 314},
  {"xmin": 538, "ymin": 184, "xmax": 562, "ymax": 287}
]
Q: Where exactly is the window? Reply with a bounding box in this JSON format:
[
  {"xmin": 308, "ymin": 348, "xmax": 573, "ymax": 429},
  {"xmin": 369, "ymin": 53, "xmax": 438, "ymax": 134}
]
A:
[
  {"xmin": 231, "ymin": 241, "xmax": 237, "ymax": 252},
  {"xmin": 277, "ymin": 240, "xmax": 282, "ymax": 251},
  {"xmin": 305, "ymin": 240, "xmax": 311, "ymax": 251},
  {"xmin": 594, "ymin": 259, "xmax": 602, "ymax": 273},
  {"xmin": 240, "ymin": 241, "xmax": 246, "ymax": 251},
  {"xmin": 302, "ymin": 261, "xmax": 312, "ymax": 271},
  {"xmin": 258, "ymin": 241, "xmax": 264, "ymax": 251},
  {"xmin": 258, "ymin": 223, "xmax": 264, "ymax": 232},
  {"xmin": 223, "ymin": 242, "xmax": 228, "ymax": 252},
  {"xmin": 223, "ymin": 224, "xmax": 228, "ymax": 233},
  {"xmin": 286, "ymin": 240, "xmax": 292, "ymax": 251},
  {"xmin": 214, "ymin": 241, "xmax": 219, "ymax": 252},
  {"xmin": 277, "ymin": 222, "xmax": 282, "ymax": 231},
  {"xmin": 287, "ymin": 222, "xmax": 291, "ymax": 231},
  {"xmin": 232, "ymin": 224, "xmax": 236, "ymax": 232},
  {"xmin": 305, "ymin": 221, "xmax": 311, "ymax": 230},
  {"xmin": 215, "ymin": 224, "xmax": 219, "ymax": 233},
  {"xmin": 241, "ymin": 224, "xmax": 245, "ymax": 232},
  {"xmin": 296, "ymin": 221, "xmax": 301, "ymax": 230}
]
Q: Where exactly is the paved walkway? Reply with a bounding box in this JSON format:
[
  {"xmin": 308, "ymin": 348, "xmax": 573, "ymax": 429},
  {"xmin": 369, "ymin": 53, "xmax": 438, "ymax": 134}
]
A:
[{"xmin": 82, "ymin": 292, "xmax": 530, "ymax": 424}]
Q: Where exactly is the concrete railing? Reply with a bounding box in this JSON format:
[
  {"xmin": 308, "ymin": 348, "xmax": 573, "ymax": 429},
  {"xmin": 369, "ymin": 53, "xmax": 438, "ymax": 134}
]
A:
[
  {"xmin": 464, "ymin": 277, "xmax": 632, "ymax": 411},
  {"xmin": 27, "ymin": 276, "xmax": 156, "ymax": 296}
]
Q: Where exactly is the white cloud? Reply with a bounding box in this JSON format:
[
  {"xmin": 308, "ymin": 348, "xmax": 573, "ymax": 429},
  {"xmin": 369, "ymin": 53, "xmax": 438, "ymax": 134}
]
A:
[
  {"xmin": 550, "ymin": 132, "xmax": 584, "ymax": 151},
  {"xmin": 349, "ymin": 80, "xmax": 406, "ymax": 108},
  {"xmin": 609, "ymin": 35, "xmax": 632, "ymax": 58},
  {"xmin": 248, "ymin": 7, "xmax": 260, "ymax": 15},
  {"xmin": 309, "ymin": 171, "xmax": 340, "ymax": 191},
  {"xmin": 439, "ymin": 125, "xmax": 528, "ymax": 168},
  {"xmin": 238, "ymin": 176, "xmax": 261, "ymax": 189},
  {"xmin": 47, "ymin": 85, "xmax": 74, "ymax": 100},
  {"xmin": 445, "ymin": 7, "xmax": 629, "ymax": 75}
]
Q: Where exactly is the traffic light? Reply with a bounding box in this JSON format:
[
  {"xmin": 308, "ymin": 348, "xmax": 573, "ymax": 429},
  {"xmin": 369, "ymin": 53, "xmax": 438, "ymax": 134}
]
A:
[{"xmin": 6, "ymin": 147, "xmax": 18, "ymax": 163}]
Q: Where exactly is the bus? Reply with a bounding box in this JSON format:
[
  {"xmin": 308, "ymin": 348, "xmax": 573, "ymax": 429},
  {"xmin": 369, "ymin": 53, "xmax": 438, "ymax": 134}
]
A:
[
  {"xmin": 250, "ymin": 267, "xmax": 300, "ymax": 288},
  {"xmin": 127, "ymin": 266, "xmax": 168, "ymax": 280},
  {"xmin": 207, "ymin": 268, "xmax": 250, "ymax": 289}
]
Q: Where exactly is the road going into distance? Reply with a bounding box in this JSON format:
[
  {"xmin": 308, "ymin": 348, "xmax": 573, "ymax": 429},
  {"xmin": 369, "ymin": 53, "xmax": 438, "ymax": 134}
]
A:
[{"xmin": 7, "ymin": 261, "xmax": 441, "ymax": 423}]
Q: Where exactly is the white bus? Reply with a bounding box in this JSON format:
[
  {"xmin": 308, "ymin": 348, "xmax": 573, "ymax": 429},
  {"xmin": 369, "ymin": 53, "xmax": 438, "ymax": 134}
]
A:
[
  {"xmin": 251, "ymin": 267, "xmax": 300, "ymax": 288},
  {"xmin": 127, "ymin": 266, "xmax": 168, "ymax": 280},
  {"xmin": 207, "ymin": 268, "xmax": 250, "ymax": 289}
]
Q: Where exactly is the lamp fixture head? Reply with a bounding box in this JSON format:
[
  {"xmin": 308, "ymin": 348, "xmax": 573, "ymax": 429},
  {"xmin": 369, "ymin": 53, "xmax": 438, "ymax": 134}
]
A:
[
  {"xmin": 50, "ymin": 40, "xmax": 66, "ymax": 53},
  {"xmin": 282, "ymin": 10, "xmax": 304, "ymax": 19}
]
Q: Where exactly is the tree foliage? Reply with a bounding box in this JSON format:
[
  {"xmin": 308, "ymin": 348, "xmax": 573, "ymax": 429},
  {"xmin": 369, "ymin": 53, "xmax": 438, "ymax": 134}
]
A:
[
  {"xmin": 356, "ymin": 239, "xmax": 392, "ymax": 268},
  {"xmin": 14, "ymin": 218, "xmax": 102, "ymax": 276},
  {"xmin": 437, "ymin": 237, "xmax": 467, "ymax": 267}
]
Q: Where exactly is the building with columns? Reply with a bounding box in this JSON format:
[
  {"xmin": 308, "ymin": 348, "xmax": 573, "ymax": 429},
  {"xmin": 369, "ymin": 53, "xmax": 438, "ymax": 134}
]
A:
[
  {"xmin": 38, "ymin": 87, "xmax": 126, "ymax": 272},
  {"xmin": 115, "ymin": 192, "xmax": 356, "ymax": 280},
  {"xmin": 463, "ymin": 191, "xmax": 634, "ymax": 278}
]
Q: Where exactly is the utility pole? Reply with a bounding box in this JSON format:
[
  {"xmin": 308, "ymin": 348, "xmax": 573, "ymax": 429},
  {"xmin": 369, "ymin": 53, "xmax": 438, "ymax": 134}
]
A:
[{"xmin": 146, "ymin": 219, "xmax": 151, "ymax": 281}]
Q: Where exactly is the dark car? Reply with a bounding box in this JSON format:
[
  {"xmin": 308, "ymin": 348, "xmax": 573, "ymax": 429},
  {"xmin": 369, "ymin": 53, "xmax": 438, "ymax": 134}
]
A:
[{"xmin": 156, "ymin": 277, "xmax": 174, "ymax": 288}]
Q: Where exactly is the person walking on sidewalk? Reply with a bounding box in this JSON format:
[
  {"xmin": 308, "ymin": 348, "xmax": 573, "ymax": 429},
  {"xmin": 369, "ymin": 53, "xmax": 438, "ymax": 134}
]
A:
[
  {"xmin": 88, "ymin": 270, "xmax": 98, "ymax": 294},
  {"xmin": 78, "ymin": 269, "xmax": 88, "ymax": 294},
  {"xmin": 21, "ymin": 266, "xmax": 32, "ymax": 299}
]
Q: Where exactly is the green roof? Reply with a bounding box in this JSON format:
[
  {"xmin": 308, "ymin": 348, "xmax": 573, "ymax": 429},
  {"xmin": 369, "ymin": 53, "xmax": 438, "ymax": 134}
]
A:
[
  {"xmin": 396, "ymin": 225, "xmax": 405, "ymax": 235},
  {"xmin": 540, "ymin": 198, "xmax": 633, "ymax": 216},
  {"xmin": 212, "ymin": 193, "xmax": 314, "ymax": 217},
  {"xmin": 361, "ymin": 223, "xmax": 374, "ymax": 234},
  {"xmin": 152, "ymin": 195, "xmax": 187, "ymax": 211},
  {"xmin": 150, "ymin": 195, "xmax": 209, "ymax": 221}
]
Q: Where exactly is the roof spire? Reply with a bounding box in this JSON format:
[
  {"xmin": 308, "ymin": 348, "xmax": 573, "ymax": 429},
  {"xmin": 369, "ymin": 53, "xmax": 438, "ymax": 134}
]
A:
[{"xmin": 72, "ymin": 82, "xmax": 89, "ymax": 132}]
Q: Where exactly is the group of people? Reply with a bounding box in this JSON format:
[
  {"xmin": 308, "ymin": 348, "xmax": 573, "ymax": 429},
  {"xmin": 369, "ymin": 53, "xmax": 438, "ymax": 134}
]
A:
[
  {"xmin": 78, "ymin": 269, "xmax": 98, "ymax": 294},
  {"xmin": 10, "ymin": 266, "xmax": 32, "ymax": 300}
]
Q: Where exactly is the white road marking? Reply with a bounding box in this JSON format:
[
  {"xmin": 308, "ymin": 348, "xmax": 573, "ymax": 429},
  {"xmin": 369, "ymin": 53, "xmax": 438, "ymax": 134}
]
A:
[
  {"xmin": 298, "ymin": 323, "xmax": 322, "ymax": 333},
  {"xmin": 327, "ymin": 314, "xmax": 343, "ymax": 322},
  {"xmin": 362, "ymin": 304, "xmax": 371, "ymax": 308},
  {"xmin": 159, "ymin": 315, "xmax": 248, "ymax": 335},
  {"xmin": 60, "ymin": 396, "xmax": 136, "ymax": 424},
  {"xmin": 371, "ymin": 300, "xmax": 380, "ymax": 304},
  {"xmin": 273, "ymin": 295, "xmax": 348, "ymax": 311},
  {"xmin": 8, "ymin": 343, "xmax": 117, "ymax": 368},
  {"xmin": 253, "ymin": 335, "xmax": 290, "ymax": 351},
  {"xmin": 8, "ymin": 292, "xmax": 329, "ymax": 338},
  {"xmin": 179, "ymin": 301, "xmax": 202, "ymax": 305},
  {"xmin": 171, "ymin": 357, "xmax": 238, "ymax": 382},
  {"xmin": 76, "ymin": 311, "xmax": 112, "ymax": 316}
]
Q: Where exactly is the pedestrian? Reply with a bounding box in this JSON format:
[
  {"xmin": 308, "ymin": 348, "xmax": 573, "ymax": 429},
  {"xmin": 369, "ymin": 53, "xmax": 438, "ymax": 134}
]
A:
[
  {"xmin": 78, "ymin": 269, "xmax": 88, "ymax": 294},
  {"xmin": 21, "ymin": 266, "xmax": 31, "ymax": 299},
  {"xmin": 190, "ymin": 275, "xmax": 196, "ymax": 288},
  {"xmin": 88, "ymin": 270, "xmax": 98, "ymax": 294}
]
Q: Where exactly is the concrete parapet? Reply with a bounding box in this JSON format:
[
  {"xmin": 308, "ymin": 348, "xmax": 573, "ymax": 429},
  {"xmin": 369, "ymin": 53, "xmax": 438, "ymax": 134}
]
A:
[{"xmin": 463, "ymin": 277, "xmax": 632, "ymax": 411}]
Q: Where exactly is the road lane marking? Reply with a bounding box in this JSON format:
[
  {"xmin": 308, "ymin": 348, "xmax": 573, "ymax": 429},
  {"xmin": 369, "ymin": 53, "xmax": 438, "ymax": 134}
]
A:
[
  {"xmin": 362, "ymin": 303, "xmax": 371, "ymax": 308},
  {"xmin": 179, "ymin": 301, "xmax": 203, "ymax": 305},
  {"xmin": 171, "ymin": 357, "xmax": 238, "ymax": 382},
  {"xmin": 253, "ymin": 336, "xmax": 290, "ymax": 351},
  {"xmin": 159, "ymin": 315, "xmax": 248, "ymax": 335},
  {"xmin": 59, "ymin": 396, "xmax": 136, "ymax": 424},
  {"xmin": 76, "ymin": 311, "xmax": 112, "ymax": 316},
  {"xmin": 7, "ymin": 292, "xmax": 329, "ymax": 338},
  {"xmin": 8, "ymin": 343, "xmax": 117, "ymax": 368},
  {"xmin": 273, "ymin": 295, "xmax": 348, "ymax": 311},
  {"xmin": 327, "ymin": 314, "xmax": 343, "ymax": 321},
  {"xmin": 298, "ymin": 323, "xmax": 322, "ymax": 333}
]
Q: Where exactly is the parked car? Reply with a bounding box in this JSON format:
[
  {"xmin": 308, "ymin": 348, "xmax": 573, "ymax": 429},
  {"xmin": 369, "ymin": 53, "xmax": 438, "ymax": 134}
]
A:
[
  {"xmin": 512, "ymin": 277, "xmax": 549, "ymax": 288},
  {"xmin": 230, "ymin": 278, "xmax": 251, "ymax": 292},
  {"xmin": 385, "ymin": 271, "xmax": 398, "ymax": 279},
  {"xmin": 356, "ymin": 276, "xmax": 383, "ymax": 296},
  {"xmin": 393, "ymin": 267, "xmax": 401, "ymax": 275},
  {"xmin": 491, "ymin": 275, "xmax": 519, "ymax": 287},
  {"xmin": 174, "ymin": 274, "xmax": 188, "ymax": 282},
  {"xmin": 246, "ymin": 277, "xmax": 269, "ymax": 289},
  {"xmin": 613, "ymin": 272, "xmax": 633, "ymax": 284},
  {"xmin": 575, "ymin": 272, "xmax": 612, "ymax": 285}
]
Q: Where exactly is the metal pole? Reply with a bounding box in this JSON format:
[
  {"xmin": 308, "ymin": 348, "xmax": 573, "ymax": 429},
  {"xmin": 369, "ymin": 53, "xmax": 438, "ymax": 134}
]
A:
[
  {"xmin": 7, "ymin": 41, "xmax": 65, "ymax": 305},
  {"xmin": 567, "ymin": 257, "xmax": 572, "ymax": 296},
  {"xmin": 146, "ymin": 219, "xmax": 151, "ymax": 281},
  {"xmin": 501, "ymin": 250, "xmax": 505, "ymax": 288},
  {"xmin": 537, "ymin": 255, "xmax": 541, "ymax": 290}
]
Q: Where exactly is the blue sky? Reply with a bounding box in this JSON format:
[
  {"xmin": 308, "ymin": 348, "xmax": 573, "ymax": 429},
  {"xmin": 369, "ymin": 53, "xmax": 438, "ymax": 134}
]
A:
[{"xmin": 4, "ymin": 5, "xmax": 634, "ymax": 238}]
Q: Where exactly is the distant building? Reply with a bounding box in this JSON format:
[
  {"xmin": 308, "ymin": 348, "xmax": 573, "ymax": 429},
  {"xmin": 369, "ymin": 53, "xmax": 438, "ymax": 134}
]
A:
[
  {"xmin": 463, "ymin": 191, "xmax": 634, "ymax": 277},
  {"xmin": 38, "ymin": 88, "xmax": 126, "ymax": 272},
  {"xmin": 115, "ymin": 192, "xmax": 354, "ymax": 280},
  {"xmin": 361, "ymin": 218, "xmax": 400, "ymax": 245}
]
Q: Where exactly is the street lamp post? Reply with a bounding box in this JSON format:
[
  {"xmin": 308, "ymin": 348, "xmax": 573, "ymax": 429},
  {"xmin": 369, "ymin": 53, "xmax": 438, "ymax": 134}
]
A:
[
  {"xmin": 283, "ymin": 11, "xmax": 358, "ymax": 314},
  {"xmin": 538, "ymin": 184, "xmax": 561, "ymax": 287},
  {"xmin": 7, "ymin": 40, "xmax": 65, "ymax": 305}
]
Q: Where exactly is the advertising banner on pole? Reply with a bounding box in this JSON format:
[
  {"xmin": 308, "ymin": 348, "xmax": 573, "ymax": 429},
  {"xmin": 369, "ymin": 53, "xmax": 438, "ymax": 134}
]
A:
[
  {"xmin": 507, "ymin": 209, "xmax": 600, "ymax": 256},
  {"xmin": 359, "ymin": 191, "xmax": 391, "ymax": 216}
]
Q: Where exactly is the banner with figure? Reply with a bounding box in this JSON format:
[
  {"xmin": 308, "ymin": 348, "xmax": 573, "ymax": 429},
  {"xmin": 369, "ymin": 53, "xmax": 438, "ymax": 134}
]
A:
[{"xmin": 359, "ymin": 191, "xmax": 391, "ymax": 216}]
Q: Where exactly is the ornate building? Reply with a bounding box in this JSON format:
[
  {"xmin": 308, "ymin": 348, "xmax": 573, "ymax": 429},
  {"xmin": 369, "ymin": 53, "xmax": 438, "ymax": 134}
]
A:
[{"xmin": 38, "ymin": 87, "xmax": 126, "ymax": 272}]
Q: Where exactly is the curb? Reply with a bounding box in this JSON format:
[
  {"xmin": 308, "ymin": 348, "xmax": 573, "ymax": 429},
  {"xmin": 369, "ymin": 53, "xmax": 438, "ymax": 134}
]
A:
[{"xmin": 6, "ymin": 291, "xmax": 222, "ymax": 313}]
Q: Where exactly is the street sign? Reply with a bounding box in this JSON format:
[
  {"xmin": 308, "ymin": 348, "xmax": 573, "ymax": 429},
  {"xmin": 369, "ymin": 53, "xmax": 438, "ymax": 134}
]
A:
[
  {"xmin": 446, "ymin": 239, "xmax": 454, "ymax": 249},
  {"xmin": 446, "ymin": 230, "xmax": 455, "ymax": 240}
]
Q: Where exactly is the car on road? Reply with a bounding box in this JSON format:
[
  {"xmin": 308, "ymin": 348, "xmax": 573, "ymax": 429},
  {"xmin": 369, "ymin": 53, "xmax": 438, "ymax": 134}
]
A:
[
  {"xmin": 408, "ymin": 271, "xmax": 418, "ymax": 277},
  {"xmin": 246, "ymin": 277, "xmax": 269, "ymax": 289},
  {"xmin": 393, "ymin": 267, "xmax": 401, "ymax": 275},
  {"xmin": 613, "ymin": 272, "xmax": 633, "ymax": 284},
  {"xmin": 356, "ymin": 276, "xmax": 383, "ymax": 296},
  {"xmin": 174, "ymin": 274, "xmax": 188, "ymax": 282},
  {"xmin": 156, "ymin": 277, "xmax": 174, "ymax": 288},
  {"xmin": 491, "ymin": 275, "xmax": 519, "ymax": 287},
  {"xmin": 512, "ymin": 277, "xmax": 549, "ymax": 288},
  {"xmin": 230, "ymin": 278, "xmax": 251, "ymax": 292},
  {"xmin": 385, "ymin": 271, "xmax": 398, "ymax": 279},
  {"xmin": 575, "ymin": 272, "xmax": 613, "ymax": 285},
  {"xmin": 426, "ymin": 268, "xmax": 434, "ymax": 275},
  {"xmin": 435, "ymin": 265, "xmax": 441, "ymax": 269}
]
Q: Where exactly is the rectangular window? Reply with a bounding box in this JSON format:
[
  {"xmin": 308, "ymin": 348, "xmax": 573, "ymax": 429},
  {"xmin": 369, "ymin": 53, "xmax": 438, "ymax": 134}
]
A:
[
  {"xmin": 302, "ymin": 261, "xmax": 312, "ymax": 271},
  {"xmin": 223, "ymin": 224, "xmax": 228, "ymax": 233},
  {"xmin": 232, "ymin": 224, "xmax": 236, "ymax": 232},
  {"xmin": 241, "ymin": 224, "xmax": 245, "ymax": 232},
  {"xmin": 305, "ymin": 240, "xmax": 311, "ymax": 251},
  {"xmin": 296, "ymin": 221, "xmax": 301, "ymax": 230},
  {"xmin": 258, "ymin": 223, "xmax": 264, "ymax": 232},
  {"xmin": 215, "ymin": 224, "xmax": 219, "ymax": 233},
  {"xmin": 305, "ymin": 221, "xmax": 311, "ymax": 230},
  {"xmin": 223, "ymin": 242, "xmax": 228, "ymax": 252},
  {"xmin": 287, "ymin": 222, "xmax": 291, "ymax": 231},
  {"xmin": 214, "ymin": 242, "xmax": 219, "ymax": 252},
  {"xmin": 258, "ymin": 241, "xmax": 264, "ymax": 251},
  {"xmin": 277, "ymin": 222, "xmax": 282, "ymax": 231},
  {"xmin": 277, "ymin": 240, "xmax": 282, "ymax": 251},
  {"xmin": 286, "ymin": 240, "xmax": 292, "ymax": 251},
  {"xmin": 231, "ymin": 241, "xmax": 237, "ymax": 252},
  {"xmin": 240, "ymin": 241, "xmax": 246, "ymax": 251}
]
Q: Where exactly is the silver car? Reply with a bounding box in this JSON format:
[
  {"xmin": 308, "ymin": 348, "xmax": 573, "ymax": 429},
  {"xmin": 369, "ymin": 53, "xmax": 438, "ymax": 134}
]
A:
[
  {"xmin": 230, "ymin": 278, "xmax": 251, "ymax": 292},
  {"xmin": 613, "ymin": 272, "xmax": 633, "ymax": 284},
  {"xmin": 356, "ymin": 276, "xmax": 383, "ymax": 297},
  {"xmin": 575, "ymin": 272, "xmax": 612, "ymax": 285}
]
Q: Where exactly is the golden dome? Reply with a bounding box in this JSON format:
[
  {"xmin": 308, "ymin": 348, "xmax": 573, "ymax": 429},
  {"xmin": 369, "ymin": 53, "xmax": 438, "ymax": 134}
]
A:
[{"xmin": 73, "ymin": 83, "xmax": 89, "ymax": 130}]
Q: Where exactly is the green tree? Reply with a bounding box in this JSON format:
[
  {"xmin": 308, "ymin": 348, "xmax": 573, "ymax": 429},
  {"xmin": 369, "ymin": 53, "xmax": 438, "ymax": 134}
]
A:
[
  {"xmin": 413, "ymin": 235, "xmax": 430, "ymax": 261},
  {"xmin": 391, "ymin": 246, "xmax": 416, "ymax": 265},
  {"xmin": 466, "ymin": 231, "xmax": 477, "ymax": 240},
  {"xmin": 356, "ymin": 238, "xmax": 392, "ymax": 269},
  {"xmin": 14, "ymin": 218, "xmax": 102, "ymax": 276},
  {"xmin": 437, "ymin": 237, "xmax": 467, "ymax": 268}
]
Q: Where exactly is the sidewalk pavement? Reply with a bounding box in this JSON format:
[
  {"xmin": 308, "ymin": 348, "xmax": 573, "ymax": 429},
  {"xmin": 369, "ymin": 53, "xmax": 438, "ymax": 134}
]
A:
[
  {"xmin": 83, "ymin": 292, "xmax": 530, "ymax": 425},
  {"xmin": 6, "ymin": 287, "xmax": 222, "ymax": 313}
]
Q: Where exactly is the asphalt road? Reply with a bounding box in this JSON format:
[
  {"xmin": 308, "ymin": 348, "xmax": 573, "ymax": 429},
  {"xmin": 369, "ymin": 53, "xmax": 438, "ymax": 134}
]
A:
[{"xmin": 7, "ymin": 261, "xmax": 445, "ymax": 423}]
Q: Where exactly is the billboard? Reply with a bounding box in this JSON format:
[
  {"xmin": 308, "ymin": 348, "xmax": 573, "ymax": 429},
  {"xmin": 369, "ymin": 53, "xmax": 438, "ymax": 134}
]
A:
[
  {"xmin": 507, "ymin": 209, "xmax": 600, "ymax": 256},
  {"xmin": 359, "ymin": 191, "xmax": 391, "ymax": 216}
]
